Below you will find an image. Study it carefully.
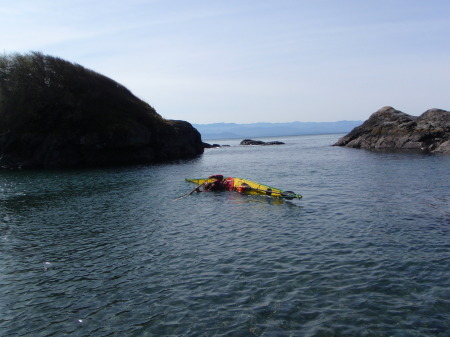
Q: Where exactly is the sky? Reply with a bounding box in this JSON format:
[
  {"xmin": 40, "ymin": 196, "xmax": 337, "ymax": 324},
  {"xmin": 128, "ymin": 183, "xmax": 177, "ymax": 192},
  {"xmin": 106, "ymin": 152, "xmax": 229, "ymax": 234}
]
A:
[{"xmin": 1, "ymin": 0, "xmax": 449, "ymax": 124}]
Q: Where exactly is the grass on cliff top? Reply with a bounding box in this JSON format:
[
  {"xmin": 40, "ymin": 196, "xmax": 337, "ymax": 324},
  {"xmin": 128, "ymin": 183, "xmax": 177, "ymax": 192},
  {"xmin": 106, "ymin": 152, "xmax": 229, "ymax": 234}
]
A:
[{"xmin": 0, "ymin": 51, "xmax": 167, "ymax": 135}]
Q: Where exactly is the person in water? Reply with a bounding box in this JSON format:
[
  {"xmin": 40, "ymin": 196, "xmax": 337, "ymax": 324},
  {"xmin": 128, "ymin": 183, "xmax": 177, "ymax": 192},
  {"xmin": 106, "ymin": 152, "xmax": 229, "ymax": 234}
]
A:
[{"xmin": 195, "ymin": 175, "xmax": 225, "ymax": 192}]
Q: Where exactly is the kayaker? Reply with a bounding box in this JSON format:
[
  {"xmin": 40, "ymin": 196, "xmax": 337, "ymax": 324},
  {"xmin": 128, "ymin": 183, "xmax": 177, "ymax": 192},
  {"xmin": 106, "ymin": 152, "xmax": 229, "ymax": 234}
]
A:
[{"xmin": 195, "ymin": 175, "xmax": 225, "ymax": 192}]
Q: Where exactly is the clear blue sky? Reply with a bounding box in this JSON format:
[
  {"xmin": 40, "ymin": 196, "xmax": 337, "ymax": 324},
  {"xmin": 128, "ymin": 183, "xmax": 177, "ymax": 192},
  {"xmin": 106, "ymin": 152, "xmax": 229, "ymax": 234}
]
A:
[{"xmin": 1, "ymin": 0, "xmax": 449, "ymax": 123}]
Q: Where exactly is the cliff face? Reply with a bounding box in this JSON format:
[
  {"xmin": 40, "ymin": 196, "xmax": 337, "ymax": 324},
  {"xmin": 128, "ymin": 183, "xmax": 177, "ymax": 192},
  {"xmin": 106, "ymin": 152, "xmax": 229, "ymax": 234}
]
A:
[
  {"xmin": 334, "ymin": 106, "xmax": 450, "ymax": 154},
  {"xmin": 0, "ymin": 52, "xmax": 204, "ymax": 169}
]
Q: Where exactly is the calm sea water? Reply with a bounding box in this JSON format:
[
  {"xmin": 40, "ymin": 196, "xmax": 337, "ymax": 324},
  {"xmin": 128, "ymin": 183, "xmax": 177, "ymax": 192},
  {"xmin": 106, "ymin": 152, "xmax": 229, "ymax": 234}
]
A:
[{"xmin": 1, "ymin": 134, "xmax": 449, "ymax": 337}]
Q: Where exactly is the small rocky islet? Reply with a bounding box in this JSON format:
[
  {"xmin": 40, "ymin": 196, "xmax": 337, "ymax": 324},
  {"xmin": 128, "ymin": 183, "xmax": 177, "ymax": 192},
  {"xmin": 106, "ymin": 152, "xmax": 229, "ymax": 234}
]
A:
[
  {"xmin": 334, "ymin": 106, "xmax": 449, "ymax": 154},
  {"xmin": 240, "ymin": 139, "xmax": 285, "ymax": 146},
  {"xmin": 0, "ymin": 52, "xmax": 204, "ymax": 169},
  {"xmin": 202, "ymin": 139, "xmax": 285, "ymax": 148}
]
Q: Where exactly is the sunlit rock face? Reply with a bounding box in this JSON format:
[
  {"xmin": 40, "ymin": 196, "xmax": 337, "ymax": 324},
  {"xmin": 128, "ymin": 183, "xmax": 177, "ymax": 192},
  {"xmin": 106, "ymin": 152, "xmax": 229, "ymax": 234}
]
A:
[{"xmin": 334, "ymin": 106, "xmax": 450, "ymax": 154}]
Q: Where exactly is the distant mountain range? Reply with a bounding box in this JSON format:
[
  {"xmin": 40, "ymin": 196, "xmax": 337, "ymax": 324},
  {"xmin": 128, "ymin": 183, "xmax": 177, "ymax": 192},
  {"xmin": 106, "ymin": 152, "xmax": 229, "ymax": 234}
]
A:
[{"xmin": 193, "ymin": 121, "xmax": 363, "ymax": 140}]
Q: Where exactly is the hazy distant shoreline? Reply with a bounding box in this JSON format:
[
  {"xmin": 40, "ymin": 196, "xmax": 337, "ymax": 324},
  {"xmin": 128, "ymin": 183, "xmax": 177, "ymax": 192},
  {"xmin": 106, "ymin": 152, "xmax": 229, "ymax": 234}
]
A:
[{"xmin": 194, "ymin": 121, "xmax": 362, "ymax": 140}]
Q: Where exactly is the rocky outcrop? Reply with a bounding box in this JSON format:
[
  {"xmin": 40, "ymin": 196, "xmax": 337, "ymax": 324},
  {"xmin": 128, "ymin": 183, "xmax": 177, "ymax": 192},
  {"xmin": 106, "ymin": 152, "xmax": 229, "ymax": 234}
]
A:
[
  {"xmin": 203, "ymin": 142, "xmax": 222, "ymax": 148},
  {"xmin": 0, "ymin": 52, "xmax": 204, "ymax": 169},
  {"xmin": 333, "ymin": 106, "xmax": 450, "ymax": 154},
  {"xmin": 0, "ymin": 119, "xmax": 204, "ymax": 169},
  {"xmin": 240, "ymin": 139, "xmax": 285, "ymax": 146}
]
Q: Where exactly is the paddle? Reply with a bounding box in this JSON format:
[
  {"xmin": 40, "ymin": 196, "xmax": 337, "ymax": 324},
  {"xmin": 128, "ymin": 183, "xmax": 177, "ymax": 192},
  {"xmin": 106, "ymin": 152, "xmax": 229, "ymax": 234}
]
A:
[{"xmin": 172, "ymin": 184, "xmax": 202, "ymax": 201}]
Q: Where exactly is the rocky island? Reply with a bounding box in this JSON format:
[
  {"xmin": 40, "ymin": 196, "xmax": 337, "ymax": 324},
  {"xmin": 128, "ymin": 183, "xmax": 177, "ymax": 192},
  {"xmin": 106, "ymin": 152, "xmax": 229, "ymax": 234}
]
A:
[
  {"xmin": 334, "ymin": 106, "xmax": 449, "ymax": 154},
  {"xmin": 0, "ymin": 52, "xmax": 204, "ymax": 169},
  {"xmin": 240, "ymin": 139, "xmax": 285, "ymax": 146}
]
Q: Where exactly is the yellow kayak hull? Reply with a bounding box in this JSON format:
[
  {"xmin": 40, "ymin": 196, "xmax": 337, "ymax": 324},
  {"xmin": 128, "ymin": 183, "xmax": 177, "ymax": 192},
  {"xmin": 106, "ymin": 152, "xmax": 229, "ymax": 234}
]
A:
[{"xmin": 186, "ymin": 177, "xmax": 302, "ymax": 200}]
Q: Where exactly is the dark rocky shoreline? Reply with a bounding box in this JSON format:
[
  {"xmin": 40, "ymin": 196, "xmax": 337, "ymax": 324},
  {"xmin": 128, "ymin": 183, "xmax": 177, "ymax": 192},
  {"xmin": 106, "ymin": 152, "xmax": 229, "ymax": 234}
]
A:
[
  {"xmin": 0, "ymin": 52, "xmax": 204, "ymax": 169},
  {"xmin": 334, "ymin": 106, "xmax": 449, "ymax": 154}
]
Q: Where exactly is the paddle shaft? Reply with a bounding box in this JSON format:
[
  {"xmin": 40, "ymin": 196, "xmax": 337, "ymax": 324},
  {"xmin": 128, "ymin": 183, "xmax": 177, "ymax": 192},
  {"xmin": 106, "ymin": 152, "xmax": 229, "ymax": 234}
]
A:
[{"xmin": 172, "ymin": 184, "xmax": 202, "ymax": 201}]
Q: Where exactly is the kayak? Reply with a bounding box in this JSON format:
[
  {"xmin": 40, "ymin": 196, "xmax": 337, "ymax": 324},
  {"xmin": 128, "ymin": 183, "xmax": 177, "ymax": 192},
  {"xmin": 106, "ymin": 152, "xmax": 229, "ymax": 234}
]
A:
[{"xmin": 185, "ymin": 177, "xmax": 302, "ymax": 200}]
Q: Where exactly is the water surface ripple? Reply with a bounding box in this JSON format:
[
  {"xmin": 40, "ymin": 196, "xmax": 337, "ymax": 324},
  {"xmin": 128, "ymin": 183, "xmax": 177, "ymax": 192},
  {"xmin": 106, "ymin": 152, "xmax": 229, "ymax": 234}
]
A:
[{"xmin": 1, "ymin": 134, "xmax": 449, "ymax": 336}]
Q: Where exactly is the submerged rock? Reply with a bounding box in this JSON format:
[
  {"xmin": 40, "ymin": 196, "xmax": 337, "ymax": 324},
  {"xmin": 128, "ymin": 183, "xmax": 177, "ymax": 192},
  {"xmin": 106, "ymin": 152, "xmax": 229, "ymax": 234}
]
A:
[
  {"xmin": 333, "ymin": 106, "xmax": 450, "ymax": 154},
  {"xmin": 0, "ymin": 52, "xmax": 204, "ymax": 169}
]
